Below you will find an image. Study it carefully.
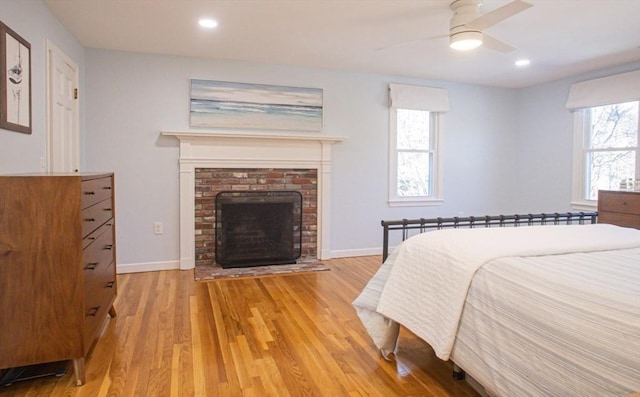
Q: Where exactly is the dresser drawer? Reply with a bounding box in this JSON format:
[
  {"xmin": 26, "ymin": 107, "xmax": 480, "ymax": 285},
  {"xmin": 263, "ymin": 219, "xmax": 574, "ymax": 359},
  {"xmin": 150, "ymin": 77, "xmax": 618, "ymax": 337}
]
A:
[
  {"xmin": 82, "ymin": 278, "xmax": 116, "ymax": 352},
  {"xmin": 82, "ymin": 198, "xmax": 114, "ymax": 237},
  {"xmin": 83, "ymin": 222, "xmax": 114, "ymax": 274},
  {"xmin": 83, "ymin": 219, "xmax": 110, "ymax": 250},
  {"xmin": 84, "ymin": 259, "xmax": 115, "ymax": 308},
  {"xmin": 598, "ymin": 212, "xmax": 640, "ymax": 229},
  {"xmin": 598, "ymin": 191, "xmax": 640, "ymax": 214},
  {"xmin": 81, "ymin": 177, "xmax": 113, "ymax": 209}
]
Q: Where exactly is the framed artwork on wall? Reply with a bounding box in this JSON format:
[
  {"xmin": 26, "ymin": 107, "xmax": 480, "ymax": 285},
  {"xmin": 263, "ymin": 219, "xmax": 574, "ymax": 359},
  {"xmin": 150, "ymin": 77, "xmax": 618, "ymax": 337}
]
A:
[
  {"xmin": 190, "ymin": 79, "xmax": 323, "ymax": 132},
  {"xmin": 0, "ymin": 21, "xmax": 31, "ymax": 134}
]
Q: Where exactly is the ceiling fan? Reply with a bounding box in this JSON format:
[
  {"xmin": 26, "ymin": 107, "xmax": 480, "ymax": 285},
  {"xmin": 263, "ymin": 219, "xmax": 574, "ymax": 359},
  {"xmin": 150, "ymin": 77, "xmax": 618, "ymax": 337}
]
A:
[{"xmin": 379, "ymin": 0, "xmax": 533, "ymax": 53}]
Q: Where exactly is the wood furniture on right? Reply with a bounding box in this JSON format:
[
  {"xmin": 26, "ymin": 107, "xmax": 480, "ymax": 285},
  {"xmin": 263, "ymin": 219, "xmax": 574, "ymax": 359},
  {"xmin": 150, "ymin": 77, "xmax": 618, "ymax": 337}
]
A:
[
  {"xmin": 0, "ymin": 173, "xmax": 116, "ymax": 386},
  {"xmin": 597, "ymin": 189, "xmax": 640, "ymax": 229}
]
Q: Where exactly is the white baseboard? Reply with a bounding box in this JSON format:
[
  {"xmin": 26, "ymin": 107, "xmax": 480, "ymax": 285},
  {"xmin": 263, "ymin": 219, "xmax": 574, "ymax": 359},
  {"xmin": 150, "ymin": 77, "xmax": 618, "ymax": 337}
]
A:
[
  {"xmin": 116, "ymin": 260, "xmax": 180, "ymax": 274},
  {"xmin": 116, "ymin": 248, "xmax": 392, "ymax": 273},
  {"xmin": 329, "ymin": 247, "xmax": 382, "ymax": 258}
]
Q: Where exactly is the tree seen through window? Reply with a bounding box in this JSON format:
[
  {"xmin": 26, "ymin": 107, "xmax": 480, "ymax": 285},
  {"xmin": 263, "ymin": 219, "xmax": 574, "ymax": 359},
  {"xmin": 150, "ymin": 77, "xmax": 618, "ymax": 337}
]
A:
[{"xmin": 585, "ymin": 101, "xmax": 638, "ymax": 200}]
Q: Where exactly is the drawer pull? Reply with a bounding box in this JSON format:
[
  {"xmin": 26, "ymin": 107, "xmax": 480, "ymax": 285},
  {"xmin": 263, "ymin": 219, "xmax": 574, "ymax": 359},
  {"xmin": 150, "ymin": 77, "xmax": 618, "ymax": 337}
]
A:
[
  {"xmin": 105, "ymin": 244, "xmax": 114, "ymax": 250},
  {"xmin": 87, "ymin": 236, "xmax": 96, "ymax": 241},
  {"xmin": 102, "ymin": 186, "xmax": 112, "ymax": 190},
  {"xmin": 106, "ymin": 281, "xmax": 115, "ymax": 288},
  {"xmin": 84, "ymin": 191, "xmax": 96, "ymax": 196},
  {"xmin": 87, "ymin": 306, "xmax": 100, "ymax": 317},
  {"xmin": 103, "ymin": 208, "xmax": 113, "ymax": 212},
  {"xmin": 84, "ymin": 262, "xmax": 98, "ymax": 270},
  {"xmin": 84, "ymin": 218, "xmax": 96, "ymax": 222}
]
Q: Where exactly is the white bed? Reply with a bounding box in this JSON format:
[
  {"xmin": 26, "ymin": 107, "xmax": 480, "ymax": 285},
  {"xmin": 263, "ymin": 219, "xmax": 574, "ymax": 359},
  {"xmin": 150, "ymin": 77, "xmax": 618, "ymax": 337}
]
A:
[{"xmin": 353, "ymin": 224, "xmax": 640, "ymax": 397}]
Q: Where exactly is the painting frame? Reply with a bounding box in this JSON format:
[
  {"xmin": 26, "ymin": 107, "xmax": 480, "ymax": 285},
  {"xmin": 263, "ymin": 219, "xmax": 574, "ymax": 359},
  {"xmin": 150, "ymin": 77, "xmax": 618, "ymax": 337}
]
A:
[
  {"xmin": 190, "ymin": 79, "xmax": 323, "ymax": 132},
  {"xmin": 0, "ymin": 21, "xmax": 32, "ymax": 134}
]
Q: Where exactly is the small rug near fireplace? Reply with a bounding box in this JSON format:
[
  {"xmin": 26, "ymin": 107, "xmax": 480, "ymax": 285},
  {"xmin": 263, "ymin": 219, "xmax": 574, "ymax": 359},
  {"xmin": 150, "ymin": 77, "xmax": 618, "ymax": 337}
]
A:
[{"xmin": 194, "ymin": 262, "xmax": 329, "ymax": 281}]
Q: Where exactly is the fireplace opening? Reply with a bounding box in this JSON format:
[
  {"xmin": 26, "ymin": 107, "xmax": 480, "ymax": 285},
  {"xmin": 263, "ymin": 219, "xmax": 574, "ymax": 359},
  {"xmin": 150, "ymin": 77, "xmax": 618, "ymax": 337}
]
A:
[{"xmin": 215, "ymin": 191, "xmax": 302, "ymax": 268}]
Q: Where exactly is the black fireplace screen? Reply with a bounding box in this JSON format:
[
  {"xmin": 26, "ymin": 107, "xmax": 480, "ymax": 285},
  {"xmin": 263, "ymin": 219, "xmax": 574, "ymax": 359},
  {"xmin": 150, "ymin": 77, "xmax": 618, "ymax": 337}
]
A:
[{"xmin": 215, "ymin": 191, "xmax": 303, "ymax": 268}]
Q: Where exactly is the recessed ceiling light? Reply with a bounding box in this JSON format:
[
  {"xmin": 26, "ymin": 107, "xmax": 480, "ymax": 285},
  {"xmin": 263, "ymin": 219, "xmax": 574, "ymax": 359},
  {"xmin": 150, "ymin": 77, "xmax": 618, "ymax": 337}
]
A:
[
  {"xmin": 198, "ymin": 18, "xmax": 218, "ymax": 29},
  {"xmin": 515, "ymin": 59, "xmax": 531, "ymax": 67}
]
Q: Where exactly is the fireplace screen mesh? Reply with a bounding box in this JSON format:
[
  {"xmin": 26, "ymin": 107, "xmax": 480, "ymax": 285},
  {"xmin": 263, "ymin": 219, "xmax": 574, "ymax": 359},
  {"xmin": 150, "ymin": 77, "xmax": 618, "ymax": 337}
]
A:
[{"xmin": 215, "ymin": 191, "xmax": 302, "ymax": 268}]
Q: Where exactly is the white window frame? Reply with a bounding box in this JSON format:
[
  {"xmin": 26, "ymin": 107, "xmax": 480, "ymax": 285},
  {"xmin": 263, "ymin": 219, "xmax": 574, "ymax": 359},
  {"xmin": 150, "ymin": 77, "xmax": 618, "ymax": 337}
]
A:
[
  {"xmin": 571, "ymin": 102, "xmax": 640, "ymax": 209},
  {"xmin": 567, "ymin": 70, "xmax": 640, "ymax": 210},
  {"xmin": 388, "ymin": 108, "xmax": 444, "ymax": 207}
]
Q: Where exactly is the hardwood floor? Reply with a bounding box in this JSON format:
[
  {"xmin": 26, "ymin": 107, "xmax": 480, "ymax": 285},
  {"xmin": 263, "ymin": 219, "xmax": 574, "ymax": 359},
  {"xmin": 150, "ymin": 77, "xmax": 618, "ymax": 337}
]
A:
[{"xmin": 0, "ymin": 256, "xmax": 480, "ymax": 396}]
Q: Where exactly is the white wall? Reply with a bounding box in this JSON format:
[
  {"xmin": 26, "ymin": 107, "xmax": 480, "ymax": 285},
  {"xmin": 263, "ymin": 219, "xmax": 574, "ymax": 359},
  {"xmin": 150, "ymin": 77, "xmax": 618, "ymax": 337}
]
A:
[
  {"xmin": 0, "ymin": 0, "xmax": 85, "ymax": 173},
  {"xmin": 515, "ymin": 62, "xmax": 640, "ymax": 211},
  {"xmin": 84, "ymin": 49, "xmax": 520, "ymax": 266}
]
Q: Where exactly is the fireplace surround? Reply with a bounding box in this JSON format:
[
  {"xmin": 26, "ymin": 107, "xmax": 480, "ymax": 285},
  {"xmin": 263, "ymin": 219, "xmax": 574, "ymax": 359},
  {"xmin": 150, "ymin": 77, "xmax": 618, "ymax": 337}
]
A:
[{"xmin": 162, "ymin": 131, "xmax": 345, "ymax": 270}]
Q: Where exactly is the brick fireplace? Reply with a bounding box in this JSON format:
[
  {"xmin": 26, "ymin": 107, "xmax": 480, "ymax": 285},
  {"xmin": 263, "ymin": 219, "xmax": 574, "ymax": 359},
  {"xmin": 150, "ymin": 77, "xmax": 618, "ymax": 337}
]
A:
[
  {"xmin": 162, "ymin": 131, "xmax": 345, "ymax": 270},
  {"xmin": 195, "ymin": 168, "xmax": 317, "ymax": 267}
]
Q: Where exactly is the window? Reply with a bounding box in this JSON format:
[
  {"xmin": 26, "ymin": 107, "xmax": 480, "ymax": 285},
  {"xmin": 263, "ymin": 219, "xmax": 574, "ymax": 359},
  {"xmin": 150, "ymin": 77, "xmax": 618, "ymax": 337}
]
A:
[
  {"xmin": 389, "ymin": 108, "xmax": 442, "ymax": 204},
  {"xmin": 388, "ymin": 84, "xmax": 448, "ymax": 206},
  {"xmin": 582, "ymin": 102, "xmax": 639, "ymax": 200},
  {"xmin": 568, "ymin": 70, "xmax": 640, "ymax": 207}
]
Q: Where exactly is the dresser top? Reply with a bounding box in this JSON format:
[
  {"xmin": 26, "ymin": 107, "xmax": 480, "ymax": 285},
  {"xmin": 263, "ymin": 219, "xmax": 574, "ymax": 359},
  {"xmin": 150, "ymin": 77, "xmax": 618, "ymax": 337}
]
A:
[
  {"xmin": 599, "ymin": 189, "xmax": 640, "ymax": 195},
  {"xmin": 0, "ymin": 172, "xmax": 112, "ymax": 179}
]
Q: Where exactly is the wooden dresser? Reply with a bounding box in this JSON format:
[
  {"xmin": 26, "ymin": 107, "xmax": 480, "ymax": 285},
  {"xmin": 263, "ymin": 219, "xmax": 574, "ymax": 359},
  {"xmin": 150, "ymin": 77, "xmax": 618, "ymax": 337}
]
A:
[
  {"xmin": 597, "ymin": 189, "xmax": 640, "ymax": 229},
  {"xmin": 0, "ymin": 173, "xmax": 116, "ymax": 385}
]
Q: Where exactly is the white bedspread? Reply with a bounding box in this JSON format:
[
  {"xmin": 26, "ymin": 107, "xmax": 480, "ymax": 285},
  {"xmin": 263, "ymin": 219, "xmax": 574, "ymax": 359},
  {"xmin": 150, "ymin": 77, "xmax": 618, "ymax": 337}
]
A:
[
  {"xmin": 452, "ymin": 247, "xmax": 640, "ymax": 396},
  {"xmin": 370, "ymin": 224, "xmax": 640, "ymax": 360}
]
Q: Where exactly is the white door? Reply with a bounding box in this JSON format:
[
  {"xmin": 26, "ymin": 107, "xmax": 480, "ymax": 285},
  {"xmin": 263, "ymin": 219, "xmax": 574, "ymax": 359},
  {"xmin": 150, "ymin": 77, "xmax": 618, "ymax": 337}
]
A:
[{"xmin": 47, "ymin": 41, "xmax": 79, "ymax": 173}]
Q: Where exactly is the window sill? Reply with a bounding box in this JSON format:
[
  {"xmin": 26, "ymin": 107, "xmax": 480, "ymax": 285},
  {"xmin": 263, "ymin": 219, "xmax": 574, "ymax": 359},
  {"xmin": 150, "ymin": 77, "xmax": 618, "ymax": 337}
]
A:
[
  {"xmin": 388, "ymin": 198, "xmax": 443, "ymax": 207},
  {"xmin": 570, "ymin": 200, "xmax": 597, "ymax": 211}
]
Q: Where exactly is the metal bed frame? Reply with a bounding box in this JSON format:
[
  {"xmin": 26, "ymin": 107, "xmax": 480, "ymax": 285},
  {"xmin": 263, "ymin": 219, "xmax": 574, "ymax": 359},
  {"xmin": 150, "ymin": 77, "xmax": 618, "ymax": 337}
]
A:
[
  {"xmin": 381, "ymin": 212, "xmax": 598, "ymax": 262},
  {"xmin": 379, "ymin": 211, "xmax": 598, "ymax": 381}
]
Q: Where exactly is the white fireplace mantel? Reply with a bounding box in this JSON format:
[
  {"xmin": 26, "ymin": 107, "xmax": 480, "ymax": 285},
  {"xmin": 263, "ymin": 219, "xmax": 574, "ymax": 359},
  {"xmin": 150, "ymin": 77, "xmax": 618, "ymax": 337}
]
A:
[{"xmin": 161, "ymin": 130, "xmax": 346, "ymax": 270}]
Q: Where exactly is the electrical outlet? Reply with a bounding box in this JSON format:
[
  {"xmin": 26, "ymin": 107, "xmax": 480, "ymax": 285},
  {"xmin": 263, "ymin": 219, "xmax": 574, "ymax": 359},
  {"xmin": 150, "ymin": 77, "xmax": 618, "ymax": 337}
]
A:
[{"xmin": 153, "ymin": 222, "xmax": 163, "ymax": 235}]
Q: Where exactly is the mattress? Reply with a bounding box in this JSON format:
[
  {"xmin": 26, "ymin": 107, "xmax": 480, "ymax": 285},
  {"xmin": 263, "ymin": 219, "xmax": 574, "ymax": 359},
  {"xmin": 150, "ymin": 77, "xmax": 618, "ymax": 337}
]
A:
[{"xmin": 353, "ymin": 224, "xmax": 640, "ymax": 396}]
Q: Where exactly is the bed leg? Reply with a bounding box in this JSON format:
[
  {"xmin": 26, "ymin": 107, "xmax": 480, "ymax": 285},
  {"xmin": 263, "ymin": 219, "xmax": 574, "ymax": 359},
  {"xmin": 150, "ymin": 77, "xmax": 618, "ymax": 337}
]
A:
[{"xmin": 452, "ymin": 364, "xmax": 465, "ymax": 380}]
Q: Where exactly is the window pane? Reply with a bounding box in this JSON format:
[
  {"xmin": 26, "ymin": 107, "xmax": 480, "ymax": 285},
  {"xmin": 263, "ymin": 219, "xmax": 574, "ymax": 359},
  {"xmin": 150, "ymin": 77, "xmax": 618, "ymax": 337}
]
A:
[
  {"xmin": 397, "ymin": 109, "xmax": 429, "ymax": 150},
  {"xmin": 586, "ymin": 150, "xmax": 635, "ymax": 200},
  {"xmin": 589, "ymin": 102, "xmax": 638, "ymax": 149},
  {"xmin": 397, "ymin": 151, "xmax": 431, "ymax": 196}
]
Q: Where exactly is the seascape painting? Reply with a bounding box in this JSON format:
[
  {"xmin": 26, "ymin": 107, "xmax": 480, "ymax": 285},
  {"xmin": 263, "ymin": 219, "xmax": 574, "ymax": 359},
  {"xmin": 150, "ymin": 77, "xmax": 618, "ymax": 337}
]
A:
[{"xmin": 190, "ymin": 79, "xmax": 323, "ymax": 132}]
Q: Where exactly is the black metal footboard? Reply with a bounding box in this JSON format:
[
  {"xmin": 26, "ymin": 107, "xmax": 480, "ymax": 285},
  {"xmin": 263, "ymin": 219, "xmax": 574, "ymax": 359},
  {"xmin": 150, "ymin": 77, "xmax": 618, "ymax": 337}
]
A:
[{"xmin": 381, "ymin": 212, "xmax": 598, "ymax": 262}]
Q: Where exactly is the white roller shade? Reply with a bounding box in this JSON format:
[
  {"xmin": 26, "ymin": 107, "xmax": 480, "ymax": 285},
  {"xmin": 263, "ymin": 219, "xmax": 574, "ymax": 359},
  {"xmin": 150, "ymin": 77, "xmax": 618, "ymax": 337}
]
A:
[
  {"xmin": 389, "ymin": 83, "xmax": 450, "ymax": 112},
  {"xmin": 565, "ymin": 70, "xmax": 640, "ymax": 110}
]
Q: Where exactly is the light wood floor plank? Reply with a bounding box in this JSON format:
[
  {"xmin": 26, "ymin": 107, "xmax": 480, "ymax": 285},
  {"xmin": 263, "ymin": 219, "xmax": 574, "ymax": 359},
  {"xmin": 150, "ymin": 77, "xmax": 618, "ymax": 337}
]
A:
[
  {"xmin": 0, "ymin": 256, "xmax": 480, "ymax": 396},
  {"xmin": 189, "ymin": 295, "xmax": 207, "ymax": 397}
]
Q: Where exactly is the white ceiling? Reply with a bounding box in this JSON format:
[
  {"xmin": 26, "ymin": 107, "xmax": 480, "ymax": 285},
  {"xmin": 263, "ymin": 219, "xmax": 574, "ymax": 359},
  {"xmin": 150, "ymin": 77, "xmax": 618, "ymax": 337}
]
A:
[{"xmin": 43, "ymin": 0, "xmax": 640, "ymax": 88}]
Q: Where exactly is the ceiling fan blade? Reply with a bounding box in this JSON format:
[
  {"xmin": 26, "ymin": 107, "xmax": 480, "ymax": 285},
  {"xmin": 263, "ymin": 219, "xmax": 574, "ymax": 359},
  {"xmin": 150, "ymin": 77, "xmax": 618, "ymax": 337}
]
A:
[
  {"xmin": 375, "ymin": 34, "xmax": 448, "ymax": 51},
  {"xmin": 466, "ymin": 0, "xmax": 533, "ymax": 30},
  {"xmin": 482, "ymin": 33, "xmax": 516, "ymax": 53}
]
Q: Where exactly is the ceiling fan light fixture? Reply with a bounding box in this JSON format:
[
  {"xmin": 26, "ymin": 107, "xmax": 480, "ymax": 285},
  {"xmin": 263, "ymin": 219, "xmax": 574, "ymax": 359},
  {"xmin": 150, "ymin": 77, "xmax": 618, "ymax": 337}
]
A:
[{"xmin": 450, "ymin": 31, "xmax": 483, "ymax": 50}]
